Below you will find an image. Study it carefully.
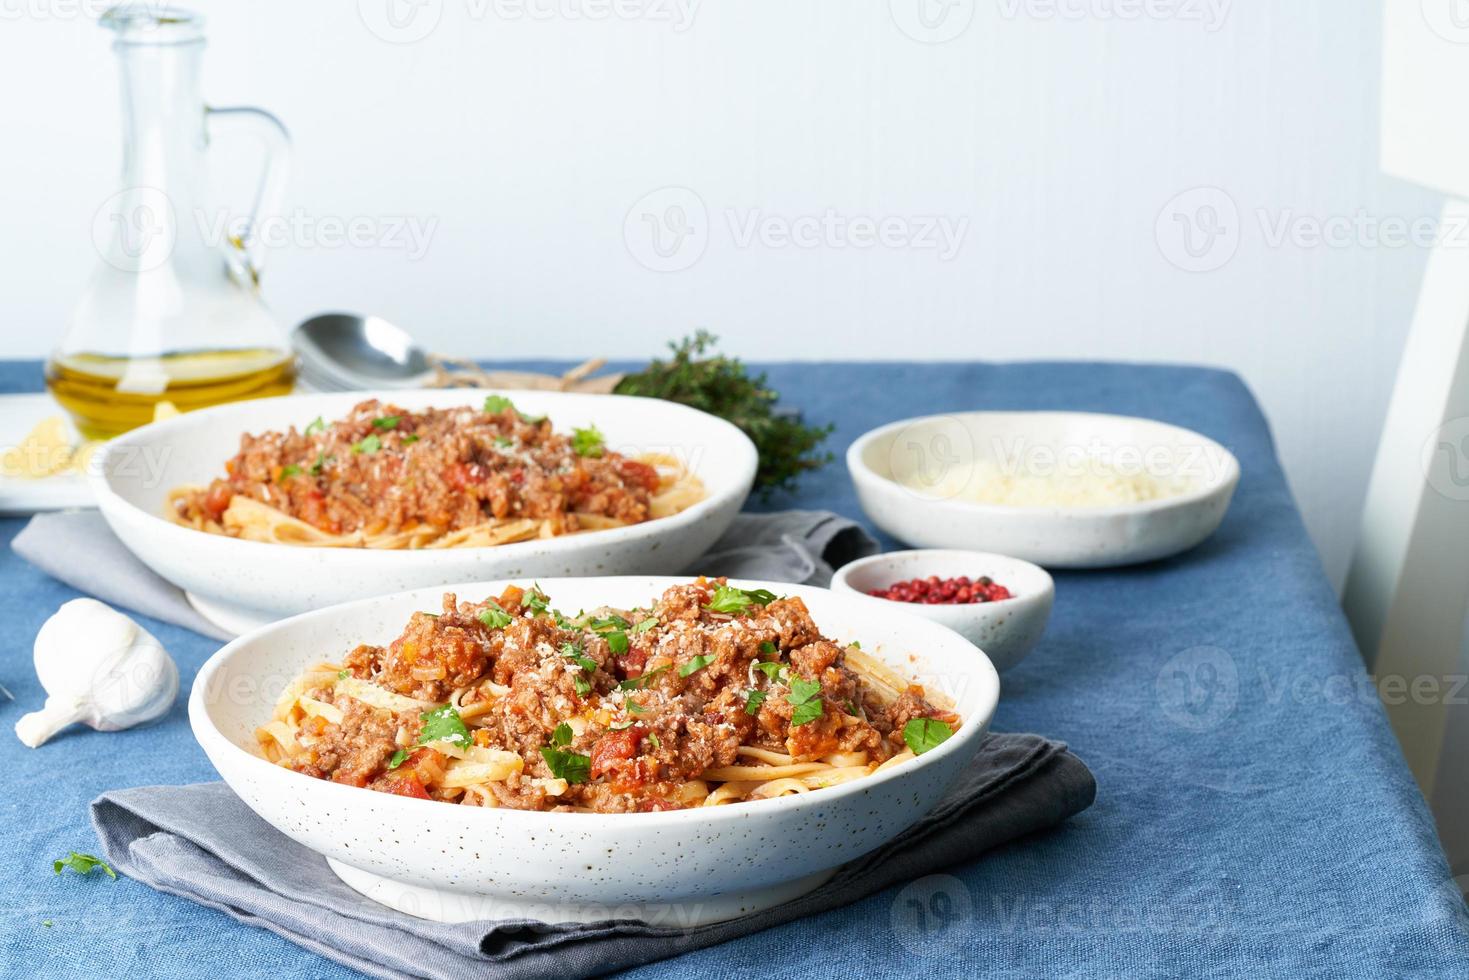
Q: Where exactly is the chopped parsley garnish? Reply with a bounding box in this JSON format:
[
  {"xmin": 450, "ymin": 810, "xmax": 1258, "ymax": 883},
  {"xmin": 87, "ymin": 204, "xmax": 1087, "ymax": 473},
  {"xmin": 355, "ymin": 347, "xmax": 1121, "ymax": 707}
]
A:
[
  {"xmin": 626, "ymin": 700, "xmax": 648, "ymax": 714},
  {"xmin": 53, "ymin": 852, "xmax": 115, "ymax": 880},
  {"xmin": 679, "ymin": 654, "xmax": 715, "ymax": 678},
  {"xmin": 558, "ymin": 643, "xmax": 596, "ymax": 696},
  {"xmin": 902, "ymin": 718, "xmax": 954, "ymax": 756},
  {"xmin": 539, "ymin": 745, "xmax": 591, "ymax": 784},
  {"xmin": 337, "ymin": 669, "xmax": 348, "ymax": 680},
  {"xmin": 309, "ymin": 452, "xmax": 332, "ymax": 476},
  {"xmin": 571, "ymin": 425, "xmax": 605, "ymax": 458},
  {"xmin": 744, "ymin": 689, "xmax": 767, "ymax": 715},
  {"xmin": 402, "ymin": 434, "xmax": 420, "ymax": 444},
  {"xmin": 523, "ymin": 586, "xmax": 550, "ymax": 616},
  {"xmin": 632, "ymin": 616, "xmax": 659, "ymax": 634},
  {"xmin": 787, "ymin": 678, "xmax": 821, "ymax": 704},
  {"xmin": 705, "ymin": 584, "xmax": 778, "ymax": 615},
  {"xmin": 610, "ymin": 719, "xmax": 635, "ymax": 730},
  {"xmin": 387, "ymin": 748, "xmax": 409, "ymax": 770},
  {"xmin": 352, "ymin": 434, "xmax": 381, "ymax": 455},
  {"xmin": 560, "ymin": 641, "xmax": 598, "ymax": 674},
  {"xmin": 477, "ymin": 601, "xmax": 513, "ymax": 629},
  {"xmin": 759, "ymin": 640, "xmax": 777, "ymax": 656},
  {"xmin": 587, "ymin": 615, "xmax": 631, "ymax": 654},
  {"xmin": 787, "ymin": 677, "xmax": 823, "ymax": 727},
  {"xmin": 619, "ymin": 664, "xmax": 670, "ymax": 690},
  {"xmin": 755, "ymin": 661, "xmax": 785, "ymax": 682},
  {"xmin": 791, "ymin": 700, "xmax": 824, "ymax": 727},
  {"xmin": 278, "ymin": 464, "xmax": 300, "ymax": 482},
  {"xmin": 372, "ymin": 415, "xmax": 401, "ymax": 430},
  {"xmin": 646, "ymin": 733, "xmax": 662, "ymax": 749},
  {"xmin": 417, "ymin": 704, "xmax": 471, "ymax": 747},
  {"xmin": 303, "ymin": 416, "xmax": 326, "ymax": 436},
  {"xmin": 551, "ymin": 722, "xmax": 573, "ymax": 746},
  {"xmin": 483, "ymin": 394, "xmax": 515, "ymax": 414},
  {"xmin": 494, "ymin": 435, "xmax": 513, "ymax": 448},
  {"xmin": 519, "ymin": 410, "xmax": 547, "ymax": 424}
]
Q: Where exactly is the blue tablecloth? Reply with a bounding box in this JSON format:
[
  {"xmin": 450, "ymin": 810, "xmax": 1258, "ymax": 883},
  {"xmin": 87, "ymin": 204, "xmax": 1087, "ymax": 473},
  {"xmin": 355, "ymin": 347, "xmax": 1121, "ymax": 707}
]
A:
[{"xmin": 2, "ymin": 360, "xmax": 1464, "ymax": 978}]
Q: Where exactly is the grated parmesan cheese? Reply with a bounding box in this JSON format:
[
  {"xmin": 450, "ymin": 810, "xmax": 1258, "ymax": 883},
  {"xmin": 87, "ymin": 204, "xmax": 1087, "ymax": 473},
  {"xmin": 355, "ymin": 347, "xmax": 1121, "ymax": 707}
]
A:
[{"xmin": 911, "ymin": 458, "xmax": 1194, "ymax": 508}]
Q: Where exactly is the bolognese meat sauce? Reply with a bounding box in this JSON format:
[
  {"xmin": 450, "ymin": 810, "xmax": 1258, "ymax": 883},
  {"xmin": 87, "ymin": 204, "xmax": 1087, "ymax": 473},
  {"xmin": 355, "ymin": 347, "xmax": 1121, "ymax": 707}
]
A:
[
  {"xmin": 174, "ymin": 398, "xmax": 659, "ymax": 538},
  {"xmin": 278, "ymin": 580, "xmax": 959, "ymax": 813}
]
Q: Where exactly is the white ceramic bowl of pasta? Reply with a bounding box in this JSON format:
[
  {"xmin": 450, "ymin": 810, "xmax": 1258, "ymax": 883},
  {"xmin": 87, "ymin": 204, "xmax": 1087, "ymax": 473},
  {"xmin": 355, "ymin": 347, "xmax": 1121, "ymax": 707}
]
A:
[
  {"xmin": 189, "ymin": 576, "xmax": 999, "ymax": 926},
  {"xmin": 848, "ymin": 411, "xmax": 1240, "ymax": 568},
  {"xmin": 830, "ymin": 550, "xmax": 1053, "ymax": 672},
  {"xmin": 90, "ymin": 390, "xmax": 757, "ymax": 634}
]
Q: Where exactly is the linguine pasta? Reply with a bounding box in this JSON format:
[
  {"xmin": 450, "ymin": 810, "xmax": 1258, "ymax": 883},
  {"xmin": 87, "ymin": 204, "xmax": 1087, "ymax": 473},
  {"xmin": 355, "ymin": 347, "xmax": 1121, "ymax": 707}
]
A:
[
  {"xmin": 168, "ymin": 398, "xmax": 705, "ymax": 549},
  {"xmin": 257, "ymin": 580, "xmax": 961, "ymax": 813}
]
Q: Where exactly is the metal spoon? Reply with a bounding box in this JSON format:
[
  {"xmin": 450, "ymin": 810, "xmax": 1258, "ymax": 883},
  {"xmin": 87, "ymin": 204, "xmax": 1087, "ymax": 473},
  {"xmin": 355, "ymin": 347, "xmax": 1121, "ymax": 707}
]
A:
[{"xmin": 292, "ymin": 312, "xmax": 435, "ymax": 391}]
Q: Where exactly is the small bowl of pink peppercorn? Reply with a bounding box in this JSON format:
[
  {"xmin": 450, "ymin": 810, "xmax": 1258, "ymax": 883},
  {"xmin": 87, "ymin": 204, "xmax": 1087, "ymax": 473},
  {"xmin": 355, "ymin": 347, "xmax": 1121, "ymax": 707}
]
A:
[{"xmin": 831, "ymin": 549, "xmax": 1053, "ymax": 671}]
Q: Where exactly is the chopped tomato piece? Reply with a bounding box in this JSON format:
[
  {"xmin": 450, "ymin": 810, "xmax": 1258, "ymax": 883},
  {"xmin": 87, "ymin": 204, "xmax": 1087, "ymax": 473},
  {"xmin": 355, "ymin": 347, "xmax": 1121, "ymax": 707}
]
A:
[
  {"xmin": 297, "ymin": 487, "xmax": 334, "ymax": 533},
  {"xmin": 374, "ymin": 773, "xmax": 431, "ymax": 799},
  {"xmin": 620, "ymin": 459, "xmax": 661, "ymax": 492},
  {"xmin": 202, "ymin": 482, "xmax": 233, "ymax": 520},
  {"xmin": 617, "ymin": 645, "xmax": 650, "ymax": 679},
  {"xmin": 443, "ymin": 462, "xmax": 473, "ymax": 490},
  {"xmin": 590, "ymin": 725, "xmax": 645, "ymax": 779}
]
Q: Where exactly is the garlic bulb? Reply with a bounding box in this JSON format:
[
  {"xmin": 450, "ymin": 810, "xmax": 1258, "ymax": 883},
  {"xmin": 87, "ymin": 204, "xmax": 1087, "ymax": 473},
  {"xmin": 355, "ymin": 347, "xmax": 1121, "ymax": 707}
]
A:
[{"xmin": 14, "ymin": 599, "xmax": 178, "ymax": 748}]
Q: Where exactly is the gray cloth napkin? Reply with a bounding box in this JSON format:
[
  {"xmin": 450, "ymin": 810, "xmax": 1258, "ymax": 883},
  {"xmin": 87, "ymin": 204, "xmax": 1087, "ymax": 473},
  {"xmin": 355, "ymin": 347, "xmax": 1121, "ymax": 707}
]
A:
[
  {"xmin": 93, "ymin": 732, "xmax": 1095, "ymax": 980},
  {"xmin": 12, "ymin": 509, "xmax": 878, "ymax": 641}
]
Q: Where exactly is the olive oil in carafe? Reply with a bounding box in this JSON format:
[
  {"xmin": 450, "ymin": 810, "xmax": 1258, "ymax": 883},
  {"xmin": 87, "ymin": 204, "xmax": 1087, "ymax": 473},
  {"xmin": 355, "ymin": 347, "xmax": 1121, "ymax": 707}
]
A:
[{"xmin": 45, "ymin": 349, "xmax": 297, "ymax": 439}]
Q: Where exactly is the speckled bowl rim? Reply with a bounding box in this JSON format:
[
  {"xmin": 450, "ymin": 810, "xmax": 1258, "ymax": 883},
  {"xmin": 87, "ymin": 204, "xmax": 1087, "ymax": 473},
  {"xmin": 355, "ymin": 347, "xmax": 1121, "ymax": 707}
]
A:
[
  {"xmin": 189, "ymin": 576, "xmax": 1000, "ymax": 827},
  {"xmin": 88, "ymin": 389, "xmax": 759, "ymax": 566},
  {"xmin": 847, "ymin": 409, "xmax": 1241, "ymax": 519}
]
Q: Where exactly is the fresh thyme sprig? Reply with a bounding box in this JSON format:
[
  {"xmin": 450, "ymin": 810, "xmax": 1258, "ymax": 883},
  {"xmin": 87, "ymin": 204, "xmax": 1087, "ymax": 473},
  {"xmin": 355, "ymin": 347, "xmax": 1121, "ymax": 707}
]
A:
[{"xmin": 614, "ymin": 331, "xmax": 833, "ymax": 497}]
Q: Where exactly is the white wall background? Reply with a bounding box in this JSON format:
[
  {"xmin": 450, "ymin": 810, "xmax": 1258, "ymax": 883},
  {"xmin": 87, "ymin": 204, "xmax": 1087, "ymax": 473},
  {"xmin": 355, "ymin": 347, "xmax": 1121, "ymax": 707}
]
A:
[{"xmin": 0, "ymin": 0, "xmax": 1450, "ymax": 589}]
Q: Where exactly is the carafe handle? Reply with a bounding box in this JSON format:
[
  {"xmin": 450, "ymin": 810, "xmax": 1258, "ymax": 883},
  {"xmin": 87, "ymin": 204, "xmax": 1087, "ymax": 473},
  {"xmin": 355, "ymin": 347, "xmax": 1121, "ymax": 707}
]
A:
[{"xmin": 204, "ymin": 105, "xmax": 291, "ymax": 285}]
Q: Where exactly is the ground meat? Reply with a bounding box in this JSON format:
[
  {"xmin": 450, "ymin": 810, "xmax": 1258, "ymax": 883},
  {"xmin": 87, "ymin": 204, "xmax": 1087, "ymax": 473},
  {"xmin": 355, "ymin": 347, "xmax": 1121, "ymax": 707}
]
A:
[
  {"xmin": 887, "ymin": 688, "xmax": 953, "ymax": 733},
  {"xmin": 766, "ymin": 597, "xmax": 822, "ymax": 648},
  {"xmin": 290, "ymin": 698, "xmax": 402, "ymax": 788},
  {"xmin": 377, "ymin": 594, "xmax": 494, "ymax": 701},
  {"xmin": 341, "ymin": 644, "xmax": 384, "ymax": 678},
  {"xmin": 654, "ymin": 582, "xmax": 712, "ymax": 622},
  {"xmin": 175, "ymin": 398, "xmax": 657, "ymax": 538},
  {"xmin": 281, "ymin": 579, "xmax": 958, "ymax": 813}
]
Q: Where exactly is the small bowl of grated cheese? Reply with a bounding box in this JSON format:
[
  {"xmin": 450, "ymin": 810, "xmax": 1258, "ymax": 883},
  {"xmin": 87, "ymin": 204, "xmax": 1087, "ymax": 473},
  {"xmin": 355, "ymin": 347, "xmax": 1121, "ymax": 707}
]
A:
[{"xmin": 847, "ymin": 411, "xmax": 1240, "ymax": 568}]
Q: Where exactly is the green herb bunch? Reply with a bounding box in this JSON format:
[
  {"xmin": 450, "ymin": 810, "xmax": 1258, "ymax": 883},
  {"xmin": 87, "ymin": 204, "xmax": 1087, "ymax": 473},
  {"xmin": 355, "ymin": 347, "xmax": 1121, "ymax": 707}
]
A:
[{"xmin": 614, "ymin": 331, "xmax": 833, "ymax": 496}]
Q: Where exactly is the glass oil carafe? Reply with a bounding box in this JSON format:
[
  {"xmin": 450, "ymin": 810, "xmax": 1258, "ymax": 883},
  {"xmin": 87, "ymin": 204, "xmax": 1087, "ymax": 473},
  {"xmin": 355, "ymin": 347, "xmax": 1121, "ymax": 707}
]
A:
[{"xmin": 47, "ymin": 8, "xmax": 296, "ymax": 438}]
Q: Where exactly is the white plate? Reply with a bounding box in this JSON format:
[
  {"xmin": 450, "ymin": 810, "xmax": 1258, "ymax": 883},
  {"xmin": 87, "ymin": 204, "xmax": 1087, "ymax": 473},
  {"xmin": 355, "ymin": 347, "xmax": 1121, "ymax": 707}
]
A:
[
  {"xmin": 0, "ymin": 394, "xmax": 94, "ymax": 515},
  {"xmin": 848, "ymin": 411, "xmax": 1240, "ymax": 568},
  {"xmin": 91, "ymin": 390, "xmax": 757, "ymax": 631},
  {"xmin": 189, "ymin": 576, "xmax": 999, "ymax": 924}
]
